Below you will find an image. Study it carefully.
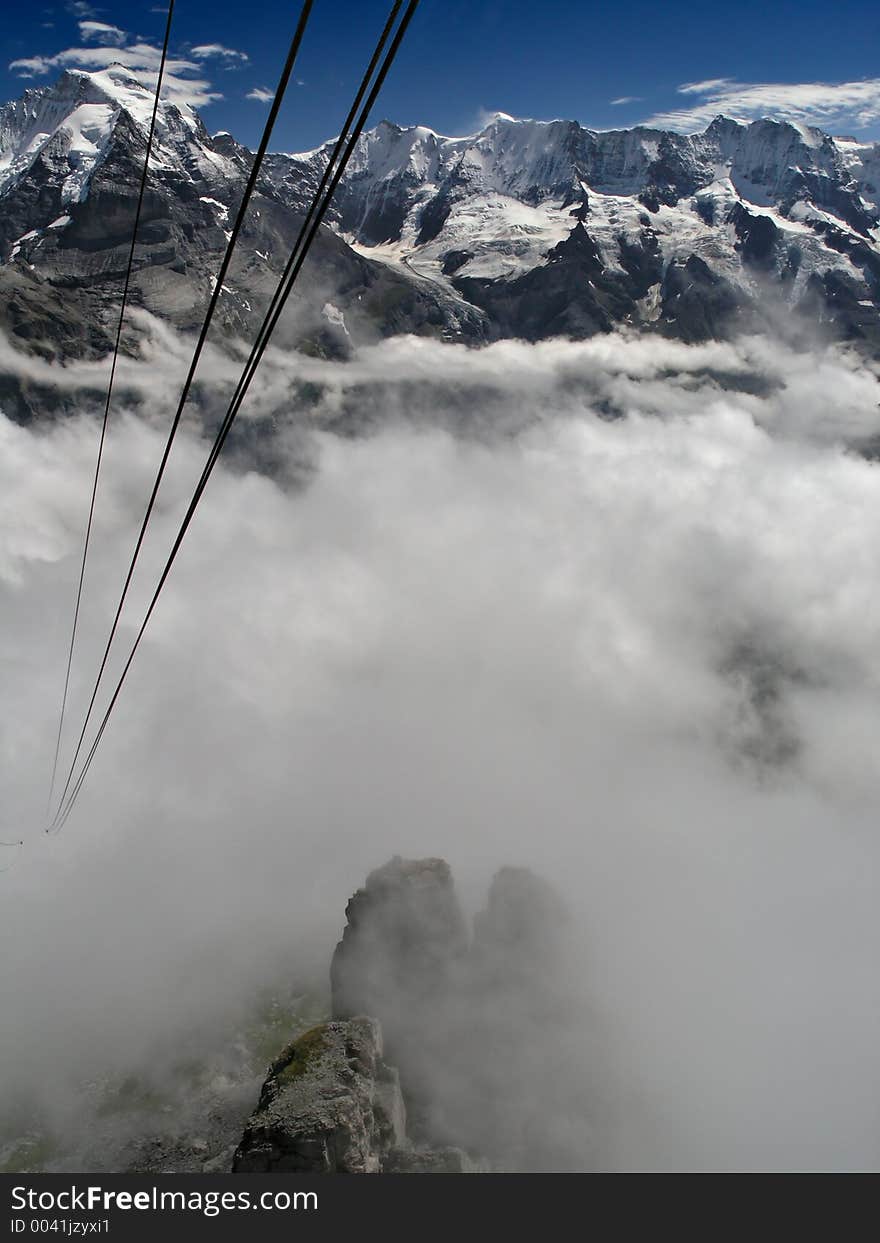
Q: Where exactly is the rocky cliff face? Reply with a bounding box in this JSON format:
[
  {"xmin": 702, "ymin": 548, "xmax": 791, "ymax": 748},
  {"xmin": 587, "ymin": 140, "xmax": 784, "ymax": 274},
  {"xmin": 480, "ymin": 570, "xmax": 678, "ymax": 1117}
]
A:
[
  {"xmin": 232, "ymin": 1017, "xmax": 481, "ymax": 1173},
  {"xmin": 235, "ymin": 856, "xmax": 594, "ymax": 1173},
  {"xmin": 233, "ymin": 1018, "xmax": 406, "ymax": 1173}
]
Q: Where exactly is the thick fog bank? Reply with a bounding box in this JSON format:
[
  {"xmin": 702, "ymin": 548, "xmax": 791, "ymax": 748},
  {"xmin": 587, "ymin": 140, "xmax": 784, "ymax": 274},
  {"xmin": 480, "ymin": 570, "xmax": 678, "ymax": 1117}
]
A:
[{"xmin": 1, "ymin": 328, "xmax": 880, "ymax": 1170}]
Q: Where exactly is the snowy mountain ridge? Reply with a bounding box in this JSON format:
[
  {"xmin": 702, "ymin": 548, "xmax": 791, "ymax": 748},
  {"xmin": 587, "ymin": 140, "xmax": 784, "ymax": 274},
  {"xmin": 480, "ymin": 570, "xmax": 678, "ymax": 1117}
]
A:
[
  {"xmin": 266, "ymin": 110, "xmax": 880, "ymax": 281},
  {"xmin": 1, "ymin": 67, "xmax": 879, "ymax": 376}
]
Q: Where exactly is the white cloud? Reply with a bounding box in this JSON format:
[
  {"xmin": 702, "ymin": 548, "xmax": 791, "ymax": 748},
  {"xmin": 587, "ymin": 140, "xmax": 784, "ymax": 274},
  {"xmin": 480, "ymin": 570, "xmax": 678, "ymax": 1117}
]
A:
[
  {"xmin": 609, "ymin": 95, "xmax": 642, "ymax": 107},
  {"xmin": 8, "ymin": 56, "xmax": 53, "ymax": 78},
  {"xmin": 78, "ymin": 20, "xmax": 127, "ymax": 47},
  {"xmin": 645, "ymin": 77, "xmax": 880, "ymax": 134},
  {"xmin": 191, "ymin": 43, "xmax": 248, "ymax": 63},
  {"xmin": 2, "ymin": 324, "xmax": 880, "ymax": 1169},
  {"xmin": 677, "ymin": 77, "xmax": 736, "ymax": 96},
  {"xmin": 246, "ymin": 85, "xmax": 274, "ymax": 104},
  {"xmin": 8, "ymin": 40, "xmax": 223, "ymax": 109}
]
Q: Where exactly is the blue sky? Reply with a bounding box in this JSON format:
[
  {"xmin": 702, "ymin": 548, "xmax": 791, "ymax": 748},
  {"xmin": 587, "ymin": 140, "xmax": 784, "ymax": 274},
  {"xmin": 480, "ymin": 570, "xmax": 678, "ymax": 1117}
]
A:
[{"xmin": 4, "ymin": 0, "xmax": 880, "ymax": 148}]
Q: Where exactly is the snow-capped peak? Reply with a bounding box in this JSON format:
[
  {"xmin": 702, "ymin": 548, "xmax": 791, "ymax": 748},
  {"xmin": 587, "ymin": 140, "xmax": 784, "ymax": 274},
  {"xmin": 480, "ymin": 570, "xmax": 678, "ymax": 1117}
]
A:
[{"xmin": 0, "ymin": 67, "xmax": 230, "ymax": 205}]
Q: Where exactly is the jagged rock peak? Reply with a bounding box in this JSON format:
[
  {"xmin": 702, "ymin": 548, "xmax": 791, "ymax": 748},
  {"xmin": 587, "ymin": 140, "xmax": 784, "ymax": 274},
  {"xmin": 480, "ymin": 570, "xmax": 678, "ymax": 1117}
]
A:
[
  {"xmin": 473, "ymin": 865, "xmax": 567, "ymax": 975},
  {"xmin": 331, "ymin": 855, "xmax": 468, "ymax": 1023},
  {"xmin": 235, "ymin": 857, "xmax": 587, "ymax": 1172}
]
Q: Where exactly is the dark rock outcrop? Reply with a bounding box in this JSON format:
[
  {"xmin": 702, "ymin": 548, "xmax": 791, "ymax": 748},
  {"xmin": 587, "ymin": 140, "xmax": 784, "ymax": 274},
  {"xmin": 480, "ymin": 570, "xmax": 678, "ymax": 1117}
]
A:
[
  {"xmin": 330, "ymin": 856, "xmax": 468, "ymax": 1140},
  {"xmin": 660, "ymin": 254, "xmax": 753, "ymax": 342},
  {"xmin": 454, "ymin": 222, "xmax": 635, "ymax": 340},
  {"xmin": 233, "ymin": 1018, "xmax": 406, "ymax": 1173},
  {"xmin": 331, "ymin": 856, "xmax": 467, "ymax": 1025}
]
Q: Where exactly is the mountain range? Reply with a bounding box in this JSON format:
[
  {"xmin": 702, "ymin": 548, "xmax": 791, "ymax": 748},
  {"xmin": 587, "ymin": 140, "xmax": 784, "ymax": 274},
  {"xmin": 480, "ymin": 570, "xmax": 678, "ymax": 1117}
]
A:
[{"xmin": 1, "ymin": 65, "xmax": 879, "ymax": 417}]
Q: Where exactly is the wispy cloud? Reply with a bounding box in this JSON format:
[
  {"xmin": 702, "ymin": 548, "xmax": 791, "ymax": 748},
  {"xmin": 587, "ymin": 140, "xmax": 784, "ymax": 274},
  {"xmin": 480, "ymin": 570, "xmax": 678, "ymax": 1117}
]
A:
[
  {"xmin": 645, "ymin": 78, "xmax": 880, "ymax": 134},
  {"xmin": 9, "ymin": 57, "xmax": 55, "ymax": 77},
  {"xmin": 78, "ymin": 20, "xmax": 127, "ymax": 47},
  {"xmin": 191, "ymin": 43, "xmax": 249, "ymax": 65},
  {"xmin": 610, "ymin": 95, "xmax": 642, "ymax": 107},
  {"xmin": 246, "ymin": 85, "xmax": 274, "ymax": 104},
  {"xmin": 677, "ymin": 78, "xmax": 735, "ymax": 96}
]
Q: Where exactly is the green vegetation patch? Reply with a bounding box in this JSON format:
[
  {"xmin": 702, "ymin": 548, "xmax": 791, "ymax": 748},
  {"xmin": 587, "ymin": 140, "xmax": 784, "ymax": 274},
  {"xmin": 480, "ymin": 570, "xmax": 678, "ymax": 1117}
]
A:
[{"xmin": 273, "ymin": 1025, "xmax": 330, "ymax": 1088}]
